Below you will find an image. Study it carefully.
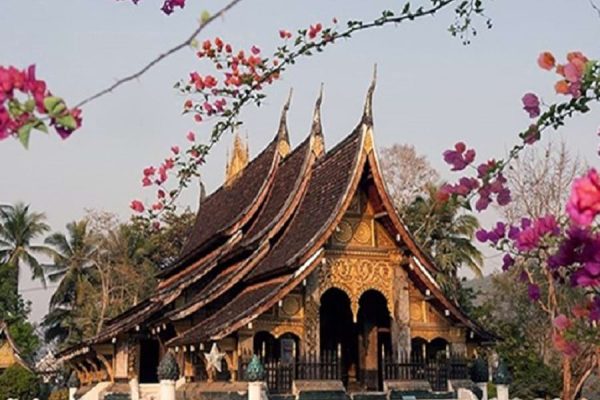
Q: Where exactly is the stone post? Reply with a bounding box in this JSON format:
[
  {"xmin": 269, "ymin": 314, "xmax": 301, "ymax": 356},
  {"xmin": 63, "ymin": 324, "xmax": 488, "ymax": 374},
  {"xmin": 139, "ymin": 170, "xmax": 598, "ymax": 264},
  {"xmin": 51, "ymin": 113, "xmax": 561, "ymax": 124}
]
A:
[
  {"xmin": 129, "ymin": 377, "xmax": 140, "ymax": 400},
  {"xmin": 157, "ymin": 352, "xmax": 180, "ymax": 400},
  {"xmin": 67, "ymin": 371, "xmax": 80, "ymax": 400},
  {"xmin": 245, "ymin": 355, "xmax": 267, "ymax": 400},
  {"xmin": 159, "ymin": 380, "xmax": 176, "ymax": 400},
  {"xmin": 476, "ymin": 382, "xmax": 488, "ymax": 400},
  {"xmin": 496, "ymin": 384, "xmax": 509, "ymax": 400},
  {"xmin": 492, "ymin": 359, "xmax": 511, "ymax": 400},
  {"xmin": 469, "ymin": 357, "xmax": 489, "ymax": 400}
]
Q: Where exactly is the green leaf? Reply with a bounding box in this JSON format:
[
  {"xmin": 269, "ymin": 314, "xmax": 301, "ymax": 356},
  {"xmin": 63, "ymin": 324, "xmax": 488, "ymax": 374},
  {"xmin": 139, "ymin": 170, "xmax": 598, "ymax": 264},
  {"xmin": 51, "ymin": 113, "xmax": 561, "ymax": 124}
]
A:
[
  {"xmin": 43, "ymin": 96, "xmax": 66, "ymax": 117},
  {"xmin": 18, "ymin": 123, "xmax": 33, "ymax": 149},
  {"xmin": 56, "ymin": 114, "xmax": 77, "ymax": 130},
  {"xmin": 33, "ymin": 120, "xmax": 48, "ymax": 134},
  {"xmin": 23, "ymin": 99, "xmax": 35, "ymax": 113},
  {"xmin": 200, "ymin": 10, "xmax": 211, "ymax": 24}
]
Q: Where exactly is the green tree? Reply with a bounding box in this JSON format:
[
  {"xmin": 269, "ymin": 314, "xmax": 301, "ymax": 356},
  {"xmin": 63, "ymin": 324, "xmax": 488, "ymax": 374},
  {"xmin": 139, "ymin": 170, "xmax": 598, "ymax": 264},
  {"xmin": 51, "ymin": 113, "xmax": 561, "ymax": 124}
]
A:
[
  {"xmin": 0, "ymin": 365, "xmax": 41, "ymax": 400},
  {"xmin": 42, "ymin": 220, "xmax": 98, "ymax": 345},
  {"xmin": 403, "ymin": 185, "xmax": 483, "ymax": 299},
  {"xmin": 476, "ymin": 272, "xmax": 562, "ymax": 398},
  {"xmin": 0, "ymin": 202, "xmax": 53, "ymax": 288}
]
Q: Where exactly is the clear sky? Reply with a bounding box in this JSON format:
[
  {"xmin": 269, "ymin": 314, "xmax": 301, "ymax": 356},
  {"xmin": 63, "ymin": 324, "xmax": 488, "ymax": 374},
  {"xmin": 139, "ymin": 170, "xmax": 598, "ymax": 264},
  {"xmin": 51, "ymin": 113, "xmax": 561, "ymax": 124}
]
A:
[{"xmin": 1, "ymin": 0, "xmax": 599, "ymax": 321}]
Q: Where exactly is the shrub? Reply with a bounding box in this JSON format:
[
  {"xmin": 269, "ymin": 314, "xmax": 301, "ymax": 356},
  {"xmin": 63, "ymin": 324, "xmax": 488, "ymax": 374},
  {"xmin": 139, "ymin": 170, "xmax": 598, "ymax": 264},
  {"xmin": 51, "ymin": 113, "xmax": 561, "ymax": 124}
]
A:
[
  {"xmin": 157, "ymin": 351, "xmax": 179, "ymax": 381},
  {"xmin": 0, "ymin": 365, "xmax": 41, "ymax": 400},
  {"xmin": 48, "ymin": 388, "xmax": 69, "ymax": 400}
]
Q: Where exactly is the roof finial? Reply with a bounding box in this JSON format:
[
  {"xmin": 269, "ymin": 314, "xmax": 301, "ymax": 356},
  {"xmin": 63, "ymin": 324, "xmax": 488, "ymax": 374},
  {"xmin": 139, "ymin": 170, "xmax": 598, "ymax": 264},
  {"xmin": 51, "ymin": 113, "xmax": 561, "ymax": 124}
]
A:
[
  {"xmin": 362, "ymin": 64, "xmax": 377, "ymax": 125},
  {"xmin": 276, "ymin": 88, "xmax": 293, "ymax": 157},
  {"xmin": 225, "ymin": 129, "xmax": 250, "ymax": 185},
  {"xmin": 310, "ymin": 83, "xmax": 325, "ymax": 158}
]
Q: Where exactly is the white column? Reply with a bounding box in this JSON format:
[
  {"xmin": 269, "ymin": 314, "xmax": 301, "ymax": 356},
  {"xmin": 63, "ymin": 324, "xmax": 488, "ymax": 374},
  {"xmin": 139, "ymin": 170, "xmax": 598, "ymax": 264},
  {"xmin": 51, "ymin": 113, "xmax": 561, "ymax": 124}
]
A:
[
  {"xmin": 476, "ymin": 382, "xmax": 488, "ymax": 400},
  {"xmin": 68, "ymin": 387, "xmax": 77, "ymax": 400},
  {"xmin": 159, "ymin": 379, "xmax": 176, "ymax": 400},
  {"xmin": 129, "ymin": 377, "xmax": 140, "ymax": 400},
  {"xmin": 496, "ymin": 384, "xmax": 509, "ymax": 400},
  {"xmin": 248, "ymin": 381, "xmax": 267, "ymax": 400}
]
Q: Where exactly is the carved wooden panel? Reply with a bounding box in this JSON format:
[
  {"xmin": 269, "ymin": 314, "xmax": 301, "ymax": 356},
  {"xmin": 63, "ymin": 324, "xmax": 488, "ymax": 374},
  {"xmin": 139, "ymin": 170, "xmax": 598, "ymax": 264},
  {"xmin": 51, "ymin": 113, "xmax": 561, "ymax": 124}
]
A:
[{"xmin": 317, "ymin": 256, "xmax": 394, "ymax": 320}]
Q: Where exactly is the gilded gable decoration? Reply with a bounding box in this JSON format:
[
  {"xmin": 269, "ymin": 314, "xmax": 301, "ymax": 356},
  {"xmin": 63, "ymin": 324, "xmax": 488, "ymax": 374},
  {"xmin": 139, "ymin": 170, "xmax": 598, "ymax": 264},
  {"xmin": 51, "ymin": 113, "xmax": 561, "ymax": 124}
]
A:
[{"xmin": 225, "ymin": 131, "xmax": 250, "ymax": 185}]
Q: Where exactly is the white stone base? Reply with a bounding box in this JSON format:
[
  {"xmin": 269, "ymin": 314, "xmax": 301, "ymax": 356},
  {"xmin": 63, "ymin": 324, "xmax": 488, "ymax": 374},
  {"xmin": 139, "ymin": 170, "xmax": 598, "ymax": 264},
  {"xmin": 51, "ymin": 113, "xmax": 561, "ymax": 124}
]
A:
[{"xmin": 159, "ymin": 380, "xmax": 176, "ymax": 400}]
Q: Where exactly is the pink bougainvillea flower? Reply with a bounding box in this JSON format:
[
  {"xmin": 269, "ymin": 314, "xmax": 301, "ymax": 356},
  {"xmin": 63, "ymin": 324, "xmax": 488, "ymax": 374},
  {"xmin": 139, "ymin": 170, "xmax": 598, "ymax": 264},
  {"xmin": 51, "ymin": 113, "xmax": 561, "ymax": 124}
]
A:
[
  {"xmin": 554, "ymin": 80, "xmax": 569, "ymax": 95},
  {"xmin": 566, "ymin": 168, "xmax": 600, "ymax": 226},
  {"xmin": 279, "ymin": 30, "xmax": 292, "ymax": 39},
  {"xmin": 553, "ymin": 332, "xmax": 580, "ymax": 357},
  {"xmin": 308, "ymin": 23, "xmax": 322, "ymax": 39},
  {"xmin": 251, "ymin": 45, "xmax": 261, "ymax": 55},
  {"xmin": 171, "ymin": 146, "xmax": 180, "ymax": 155},
  {"xmin": 130, "ymin": 200, "xmax": 145, "ymax": 213},
  {"xmin": 522, "ymin": 93, "xmax": 541, "ymax": 118},
  {"xmin": 143, "ymin": 166, "xmax": 156, "ymax": 176},
  {"xmin": 537, "ymin": 51, "xmax": 556, "ymax": 70},
  {"xmin": 553, "ymin": 314, "xmax": 572, "ymax": 331},
  {"xmin": 142, "ymin": 177, "xmax": 152, "ymax": 187},
  {"xmin": 186, "ymin": 131, "xmax": 196, "ymax": 142}
]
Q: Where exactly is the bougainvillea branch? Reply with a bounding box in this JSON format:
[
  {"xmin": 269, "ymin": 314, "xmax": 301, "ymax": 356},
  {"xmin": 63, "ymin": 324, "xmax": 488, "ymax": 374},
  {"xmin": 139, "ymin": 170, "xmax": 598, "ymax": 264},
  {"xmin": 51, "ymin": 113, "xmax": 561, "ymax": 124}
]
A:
[
  {"xmin": 75, "ymin": 0, "xmax": 244, "ymax": 109},
  {"xmin": 0, "ymin": 65, "xmax": 81, "ymax": 147},
  {"xmin": 134, "ymin": 0, "xmax": 491, "ymax": 223},
  {"xmin": 441, "ymin": 52, "xmax": 600, "ymax": 213},
  {"xmin": 441, "ymin": 51, "xmax": 600, "ymax": 365}
]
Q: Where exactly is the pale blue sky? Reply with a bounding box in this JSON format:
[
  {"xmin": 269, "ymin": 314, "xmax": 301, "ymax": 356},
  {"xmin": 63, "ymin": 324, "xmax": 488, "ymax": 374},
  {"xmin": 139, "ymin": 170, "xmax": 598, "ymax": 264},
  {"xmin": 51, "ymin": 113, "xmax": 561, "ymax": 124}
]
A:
[{"xmin": 1, "ymin": 0, "xmax": 599, "ymax": 321}]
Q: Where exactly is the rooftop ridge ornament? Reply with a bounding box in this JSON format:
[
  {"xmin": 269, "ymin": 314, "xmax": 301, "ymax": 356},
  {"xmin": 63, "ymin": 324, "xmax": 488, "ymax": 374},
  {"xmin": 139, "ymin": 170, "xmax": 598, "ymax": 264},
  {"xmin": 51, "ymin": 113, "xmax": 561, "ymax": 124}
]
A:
[
  {"xmin": 309, "ymin": 83, "xmax": 325, "ymax": 158},
  {"xmin": 276, "ymin": 88, "xmax": 293, "ymax": 157},
  {"xmin": 362, "ymin": 64, "xmax": 377, "ymax": 126}
]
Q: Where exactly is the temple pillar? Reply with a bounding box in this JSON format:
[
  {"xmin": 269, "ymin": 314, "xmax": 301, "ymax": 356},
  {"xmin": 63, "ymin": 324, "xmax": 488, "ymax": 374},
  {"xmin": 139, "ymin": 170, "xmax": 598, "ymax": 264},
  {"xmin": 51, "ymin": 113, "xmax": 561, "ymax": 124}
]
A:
[
  {"xmin": 391, "ymin": 262, "xmax": 410, "ymax": 359},
  {"xmin": 303, "ymin": 272, "xmax": 320, "ymax": 356},
  {"xmin": 114, "ymin": 339, "xmax": 129, "ymax": 381}
]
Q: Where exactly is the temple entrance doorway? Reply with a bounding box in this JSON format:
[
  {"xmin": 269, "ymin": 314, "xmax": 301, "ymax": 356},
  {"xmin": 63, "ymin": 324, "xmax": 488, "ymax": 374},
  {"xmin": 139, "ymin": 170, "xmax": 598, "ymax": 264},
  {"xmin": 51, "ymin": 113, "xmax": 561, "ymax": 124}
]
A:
[
  {"xmin": 357, "ymin": 289, "xmax": 391, "ymax": 391},
  {"xmin": 319, "ymin": 288, "xmax": 391, "ymax": 391},
  {"xmin": 139, "ymin": 338, "xmax": 160, "ymax": 383},
  {"xmin": 319, "ymin": 288, "xmax": 356, "ymax": 387}
]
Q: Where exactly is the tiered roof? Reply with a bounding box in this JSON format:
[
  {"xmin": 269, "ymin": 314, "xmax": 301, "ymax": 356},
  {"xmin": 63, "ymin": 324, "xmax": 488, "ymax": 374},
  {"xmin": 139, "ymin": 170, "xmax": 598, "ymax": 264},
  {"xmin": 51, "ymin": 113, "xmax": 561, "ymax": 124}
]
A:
[{"xmin": 57, "ymin": 74, "xmax": 493, "ymax": 361}]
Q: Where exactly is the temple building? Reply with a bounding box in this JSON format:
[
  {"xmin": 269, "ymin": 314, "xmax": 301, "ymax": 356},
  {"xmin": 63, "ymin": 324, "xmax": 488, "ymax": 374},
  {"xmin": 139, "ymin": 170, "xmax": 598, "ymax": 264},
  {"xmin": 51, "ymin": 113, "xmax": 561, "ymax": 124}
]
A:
[
  {"xmin": 57, "ymin": 75, "xmax": 493, "ymax": 397},
  {"xmin": 0, "ymin": 321, "xmax": 31, "ymax": 374}
]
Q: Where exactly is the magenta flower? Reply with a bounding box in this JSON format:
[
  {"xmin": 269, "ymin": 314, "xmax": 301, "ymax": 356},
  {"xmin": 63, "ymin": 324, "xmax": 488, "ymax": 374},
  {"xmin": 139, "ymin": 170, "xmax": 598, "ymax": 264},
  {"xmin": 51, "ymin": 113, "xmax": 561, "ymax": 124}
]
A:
[
  {"xmin": 528, "ymin": 284, "xmax": 541, "ymax": 301},
  {"xmin": 443, "ymin": 142, "xmax": 476, "ymax": 171},
  {"xmin": 522, "ymin": 93, "xmax": 541, "ymax": 118},
  {"xmin": 502, "ymin": 254, "xmax": 514, "ymax": 271},
  {"xmin": 566, "ymin": 169, "xmax": 600, "ymax": 226}
]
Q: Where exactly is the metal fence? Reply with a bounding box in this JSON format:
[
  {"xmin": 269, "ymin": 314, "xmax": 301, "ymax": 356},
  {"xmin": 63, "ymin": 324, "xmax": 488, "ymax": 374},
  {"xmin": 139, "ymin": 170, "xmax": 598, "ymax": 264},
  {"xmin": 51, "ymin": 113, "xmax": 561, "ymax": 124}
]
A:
[
  {"xmin": 383, "ymin": 351, "xmax": 468, "ymax": 391},
  {"xmin": 239, "ymin": 350, "xmax": 341, "ymax": 394}
]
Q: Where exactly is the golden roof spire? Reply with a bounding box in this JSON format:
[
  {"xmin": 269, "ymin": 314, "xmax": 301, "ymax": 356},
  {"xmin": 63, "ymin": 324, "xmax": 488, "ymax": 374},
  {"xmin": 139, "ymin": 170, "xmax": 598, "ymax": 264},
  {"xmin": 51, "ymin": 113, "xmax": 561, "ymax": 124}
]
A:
[
  {"xmin": 309, "ymin": 83, "xmax": 325, "ymax": 158},
  {"xmin": 225, "ymin": 130, "xmax": 250, "ymax": 185},
  {"xmin": 276, "ymin": 88, "xmax": 293, "ymax": 157}
]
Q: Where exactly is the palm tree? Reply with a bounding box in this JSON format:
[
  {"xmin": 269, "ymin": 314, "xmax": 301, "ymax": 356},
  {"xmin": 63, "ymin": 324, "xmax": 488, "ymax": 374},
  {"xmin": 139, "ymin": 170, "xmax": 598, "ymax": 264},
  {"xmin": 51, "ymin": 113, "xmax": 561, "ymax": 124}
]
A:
[
  {"xmin": 403, "ymin": 185, "xmax": 483, "ymax": 296},
  {"xmin": 0, "ymin": 202, "xmax": 53, "ymax": 289},
  {"xmin": 44, "ymin": 220, "xmax": 98, "ymax": 309}
]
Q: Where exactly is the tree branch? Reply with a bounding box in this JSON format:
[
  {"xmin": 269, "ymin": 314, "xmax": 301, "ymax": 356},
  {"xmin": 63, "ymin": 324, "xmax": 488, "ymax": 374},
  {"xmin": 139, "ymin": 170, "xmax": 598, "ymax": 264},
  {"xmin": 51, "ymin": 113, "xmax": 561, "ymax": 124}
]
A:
[
  {"xmin": 590, "ymin": 0, "xmax": 600, "ymax": 18},
  {"xmin": 74, "ymin": 0, "xmax": 244, "ymax": 109}
]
